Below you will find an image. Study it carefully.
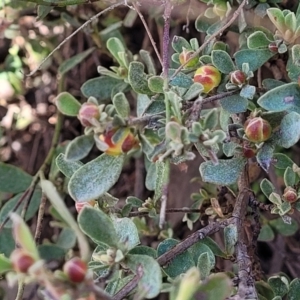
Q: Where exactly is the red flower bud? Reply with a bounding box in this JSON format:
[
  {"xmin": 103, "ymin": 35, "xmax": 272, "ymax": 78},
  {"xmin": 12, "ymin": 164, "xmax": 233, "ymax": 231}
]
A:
[
  {"xmin": 242, "ymin": 143, "xmax": 257, "ymax": 158},
  {"xmin": 244, "ymin": 117, "xmax": 272, "ymax": 143},
  {"xmin": 268, "ymin": 42, "xmax": 278, "ymax": 53},
  {"xmin": 179, "ymin": 49, "xmax": 199, "ymax": 68},
  {"xmin": 78, "ymin": 103, "xmax": 100, "ymax": 127},
  {"xmin": 10, "ymin": 249, "xmax": 35, "ymax": 273},
  {"xmin": 194, "ymin": 65, "xmax": 221, "ymax": 93},
  {"xmin": 230, "ymin": 70, "xmax": 246, "ymax": 85},
  {"xmin": 75, "ymin": 200, "xmax": 97, "ymax": 213},
  {"xmin": 63, "ymin": 257, "xmax": 87, "ymax": 283},
  {"xmin": 99, "ymin": 128, "xmax": 138, "ymax": 156},
  {"xmin": 283, "ymin": 187, "xmax": 298, "ymax": 203}
]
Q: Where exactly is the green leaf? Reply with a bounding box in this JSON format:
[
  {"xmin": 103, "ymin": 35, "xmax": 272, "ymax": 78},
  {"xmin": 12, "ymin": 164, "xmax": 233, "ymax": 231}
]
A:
[
  {"xmin": 81, "ymin": 76, "xmax": 125, "ymax": 102},
  {"xmin": 284, "ymin": 167, "xmax": 296, "ymax": 187},
  {"xmin": 247, "ymin": 31, "xmax": 272, "ymax": 49},
  {"xmin": 113, "ymin": 217, "xmax": 140, "ymax": 250},
  {"xmin": 154, "ymin": 161, "xmax": 170, "ymax": 201},
  {"xmin": 38, "ymin": 244, "xmax": 66, "ymax": 261},
  {"xmin": 57, "ymin": 228, "xmax": 77, "ymax": 250},
  {"xmin": 126, "ymin": 254, "xmax": 162, "ymax": 299},
  {"xmin": 55, "ymin": 92, "xmax": 81, "ymax": 116},
  {"xmin": 201, "ymin": 237, "xmax": 226, "ymax": 258},
  {"xmin": 0, "ymin": 254, "xmax": 13, "ymax": 274},
  {"xmin": 41, "ymin": 179, "xmax": 90, "ymax": 261},
  {"xmin": 196, "ymin": 273, "xmax": 233, "ymax": 300},
  {"xmin": 148, "ymin": 76, "xmax": 164, "ymax": 93},
  {"xmin": 126, "ymin": 196, "xmax": 143, "ymax": 208},
  {"xmin": 168, "ymin": 69, "xmax": 193, "ymax": 88},
  {"xmin": 240, "ymin": 84, "xmax": 256, "ymax": 99},
  {"xmin": 287, "ymin": 51, "xmax": 300, "ymax": 81},
  {"xmin": 211, "ymin": 50, "xmax": 235, "ymax": 74},
  {"xmin": 257, "ymin": 142, "xmax": 275, "ymax": 172},
  {"xmin": 258, "ymin": 224, "xmax": 275, "ymax": 242},
  {"xmin": 56, "ymin": 153, "xmax": 83, "ymax": 178},
  {"xmin": 220, "ymin": 94, "xmax": 248, "ymax": 113},
  {"xmin": 10, "ymin": 213, "xmax": 39, "ymax": 260},
  {"xmin": 128, "ymin": 62, "xmax": 153, "ymax": 95},
  {"xmin": 157, "ymin": 239, "xmax": 194, "ymax": 278},
  {"xmin": 106, "ymin": 37, "xmax": 127, "ymax": 67},
  {"xmin": 0, "ymin": 229, "xmax": 15, "ymax": 257},
  {"xmin": 69, "ymin": 154, "xmax": 125, "ymax": 202},
  {"xmin": 140, "ymin": 50, "xmax": 156, "ymax": 75},
  {"xmin": 260, "ymin": 178, "xmax": 276, "ymax": 198},
  {"xmin": 273, "ymin": 153, "xmax": 294, "ymax": 169},
  {"xmin": 0, "ymin": 163, "xmax": 32, "ymax": 193},
  {"xmin": 195, "ymin": 14, "xmax": 218, "ymax": 33},
  {"xmin": 267, "ymin": 8, "xmax": 286, "ymax": 34},
  {"xmin": 268, "ymin": 276, "xmax": 289, "ymax": 297},
  {"xmin": 78, "ymin": 207, "xmax": 119, "ymax": 247},
  {"xmin": 263, "ymin": 79, "xmax": 285, "ymax": 90},
  {"xmin": 200, "ymin": 158, "xmax": 246, "ymax": 185},
  {"xmin": 277, "ymin": 112, "xmax": 300, "ymax": 148},
  {"xmin": 113, "ymin": 92, "xmax": 130, "ymax": 118},
  {"xmin": 172, "ymin": 36, "xmax": 191, "ymax": 53},
  {"xmin": 269, "ymin": 218, "xmax": 299, "ymax": 236},
  {"xmin": 128, "ymin": 246, "xmax": 157, "ymax": 258},
  {"xmin": 106, "ymin": 275, "xmax": 135, "ymax": 296},
  {"xmin": 197, "ymin": 252, "xmax": 212, "ymax": 279},
  {"xmin": 288, "ymin": 278, "xmax": 300, "ymax": 300},
  {"xmin": 0, "ymin": 188, "xmax": 42, "ymax": 228},
  {"xmin": 258, "ymin": 83, "xmax": 300, "ymax": 113},
  {"xmin": 291, "ymin": 44, "xmax": 300, "ymax": 67},
  {"xmin": 58, "ymin": 48, "xmax": 95, "ymax": 75},
  {"xmin": 183, "ymin": 83, "xmax": 203, "ymax": 101},
  {"xmin": 224, "ymin": 224, "xmax": 237, "ymax": 256},
  {"xmin": 65, "ymin": 135, "xmax": 94, "ymax": 161},
  {"xmin": 234, "ymin": 49, "xmax": 274, "ymax": 72}
]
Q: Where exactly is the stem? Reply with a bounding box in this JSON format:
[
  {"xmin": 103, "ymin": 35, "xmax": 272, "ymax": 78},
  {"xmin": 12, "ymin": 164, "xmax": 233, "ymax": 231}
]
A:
[
  {"xmin": 18, "ymin": 0, "xmax": 100, "ymax": 7},
  {"xmin": 171, "ymin": 0, "xmax": 248, "ymax": 80},
  {"xmin": 26, "ymin": 2, "xmax": 124, "ymax": 77},
  {"xmin": 132, "ymin": 1, "xmax": 163, "ymax": 67}
]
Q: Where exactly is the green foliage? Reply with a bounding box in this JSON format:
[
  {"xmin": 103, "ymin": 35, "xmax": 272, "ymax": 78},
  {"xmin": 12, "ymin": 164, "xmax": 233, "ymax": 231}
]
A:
[{"xmin": 3, "ymin": 0, "xmax": 300, "ymax": 299}]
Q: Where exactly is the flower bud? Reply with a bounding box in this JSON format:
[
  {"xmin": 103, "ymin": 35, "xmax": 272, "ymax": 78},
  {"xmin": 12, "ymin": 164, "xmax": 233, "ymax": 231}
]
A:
[
  {"xmin": 230, "ymin": 70, "xmax": 246, "ymax": 86},
  {"xmin": 283, "ymin": 187, "xmax": 298, "ymax": 203},
  {"xmin": 10, "ymin": 249, "xmax": 35, "ymax": 273},
  {"xmin": 63, "ymin": 257, "xmax": 87, "ymax": 283},
  {"xmin": 75, "ymin": 200, "xmax": 97, "ymax": 213},
  {"xmin": 179, "ymin": 48, "xmax": 199, "ymax": 68},
  {"xmin": 244, "ymin": 117, "xmax": 272, "ymax": 143},
  {"xmin": 99, "ymin": 127, "xmax": 138, "ymax": 156},
  {"xmin": 268, "ymin": 42, "xmax": 278, "ymax": 53},
  {"xmin": 242, "ymin": 142, "xmax": 257, "ymax": 158},
  {"xmin": 78, "ymin": 103, "xmax": 100, "ymax": 127},
  {"xmin": 194, "ymin": 65, "xmax": 221, "ymax": 93}
]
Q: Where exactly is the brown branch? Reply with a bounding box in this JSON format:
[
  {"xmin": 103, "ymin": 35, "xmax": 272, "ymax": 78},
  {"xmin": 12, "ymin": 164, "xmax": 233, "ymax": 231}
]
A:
[
  {"xmin": 113, "ymin": 264, "xmax": 144, "ymax": 300},
  {"xmin": 230, "ymin": 168, "xmax": 258, "ymax": 299},
  {"xmin": 171, "ymin": 0, "xmax": 248, "ymax": 80}
]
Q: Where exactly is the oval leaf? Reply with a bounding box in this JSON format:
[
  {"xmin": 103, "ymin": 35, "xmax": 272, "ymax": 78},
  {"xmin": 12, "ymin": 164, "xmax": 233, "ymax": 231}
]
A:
[
  {"xmin": 126, "ymin": 254, "xmax": 162, "ymax": 299},
  {"xmin": 0, "ymin": 163, "xmax": 32, "ymax": 193},
  {"xmin": 69, "ymin": 154, "xmax": 125, "ymax": 202},
  {"xmin": 78, "ymin": 207, "xmax": 119, "ymax": 247},
  {"xmin": 277, "ymin": 112, "xmax": 300, "ymax": 148},
  {"xmin": 65, "ymin": 135, "xmax": 94, "ymax": 161},
  {"xmin": 212, "ymin": 50, "xmax": 235, "ymax": 74},
  {"xmin": 200, "ymin": 158, "xmax": 246, "ymax": 185},
  {"xmin": 55, "ymin": 92, "xmax": 81, "ymax": 116}
]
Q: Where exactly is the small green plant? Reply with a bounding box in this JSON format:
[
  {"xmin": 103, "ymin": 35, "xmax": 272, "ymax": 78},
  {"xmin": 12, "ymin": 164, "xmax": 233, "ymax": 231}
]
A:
[{"xmin": 1, "ymin": 0, "xmax": 300, "ymax": 299}]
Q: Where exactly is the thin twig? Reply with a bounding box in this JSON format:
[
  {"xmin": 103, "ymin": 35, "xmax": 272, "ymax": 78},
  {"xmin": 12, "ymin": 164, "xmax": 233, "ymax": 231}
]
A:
[
  {"xmin": 171, "ymin": 0, "xmax": 248, "ymax": 80},
  {"xmin": 113, "ymin": 264, "xmax": 144, "ymax": 300},
  {"xmin": 157, "ymin": 218, "xmax": 233, "ymax": 266},
  {"xmin": 34, "ymin": 192, "xmax": 48, "ymax": 244},
  {"xmin": 26, "ymin": 2, "xmax": 123, "ymax": 77},
  {"xmin": 132, "ymin": 1, "xmax": 163, "ymax": 67}
]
